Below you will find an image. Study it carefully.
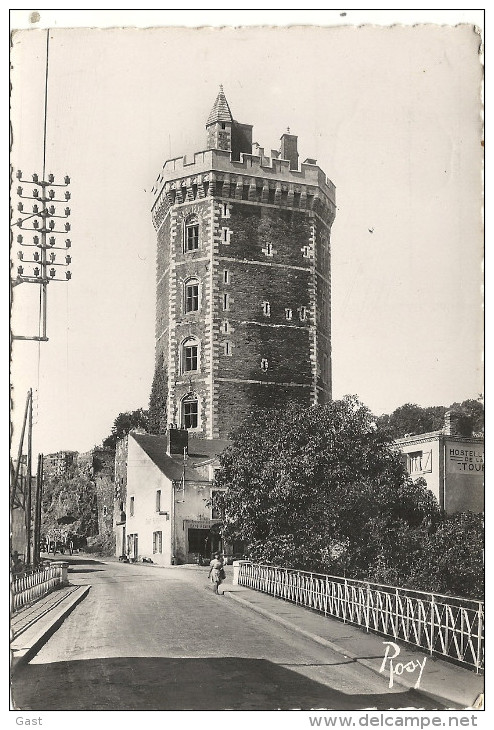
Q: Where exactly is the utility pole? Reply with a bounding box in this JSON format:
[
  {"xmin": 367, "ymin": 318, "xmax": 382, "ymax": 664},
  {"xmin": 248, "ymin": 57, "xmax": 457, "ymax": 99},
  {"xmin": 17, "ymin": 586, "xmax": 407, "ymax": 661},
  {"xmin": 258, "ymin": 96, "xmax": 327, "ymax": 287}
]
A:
[
  {"xmin": 10, "ymin": 389, "xmax": 34, "ymax": 566},
  {"xmin": 25, "ymin": 391, "xmax": 33, "ymax": 566},
  {"xmin": 10, "ymin": 31, "xmax": 74, "ymax": 567},
  {"xmin": 11, "ymin": 389, "xmax": 31, "ymax": 513},
  {"xmin": 34, "ymin": 453, "xmax": 44, "ymax": 566},
  {"xmin": 11, "ymin": 31, "xmax": 72, "ymax": 341}
]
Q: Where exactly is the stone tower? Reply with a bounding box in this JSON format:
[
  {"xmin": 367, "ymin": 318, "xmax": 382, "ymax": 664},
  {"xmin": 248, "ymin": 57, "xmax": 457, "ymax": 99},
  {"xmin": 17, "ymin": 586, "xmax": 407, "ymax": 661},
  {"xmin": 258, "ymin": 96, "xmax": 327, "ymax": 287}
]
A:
[{"xmin": 150, "ymin": 87, "xmax": 336, "ymax": 439}]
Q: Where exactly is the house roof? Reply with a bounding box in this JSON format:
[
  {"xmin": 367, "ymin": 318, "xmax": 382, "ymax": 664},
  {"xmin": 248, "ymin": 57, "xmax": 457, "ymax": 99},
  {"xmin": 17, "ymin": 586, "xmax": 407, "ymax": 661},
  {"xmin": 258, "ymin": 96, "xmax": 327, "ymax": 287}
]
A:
[
  {"xmin": 394, "ymin": 431, "xmax": 484, "ymax": 447},
  {"xmin": 130, "ymin": 432, "xmax": 230, "ymax": 482},
  {"xmin": 206, "ymin": 85, "xmax": 233, "ymax": 126}
]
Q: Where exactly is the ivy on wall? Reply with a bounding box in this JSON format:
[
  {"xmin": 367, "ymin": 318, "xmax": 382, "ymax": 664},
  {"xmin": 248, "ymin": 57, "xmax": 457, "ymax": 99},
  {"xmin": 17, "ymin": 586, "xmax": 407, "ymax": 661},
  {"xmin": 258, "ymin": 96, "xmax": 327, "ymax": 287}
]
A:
[{"xmin": 149, "ymin": 349, "xmax": 168, "ymax": 434}]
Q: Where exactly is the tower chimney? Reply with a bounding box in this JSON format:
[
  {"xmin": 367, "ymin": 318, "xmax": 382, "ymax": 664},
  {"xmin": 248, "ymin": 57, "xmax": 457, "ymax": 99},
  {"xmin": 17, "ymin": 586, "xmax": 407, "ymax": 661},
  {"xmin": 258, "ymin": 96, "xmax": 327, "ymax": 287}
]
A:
[
  {"xmin": 280, "ymin": 132, "xmax": 299, "ymax": 170},
  {"xmin": 166, "ymin": 426, "xmax": 189, "ymax": 456},
  {"xmin": 443, "ymin": 410, "xmax": 473, "ymax": 437}
]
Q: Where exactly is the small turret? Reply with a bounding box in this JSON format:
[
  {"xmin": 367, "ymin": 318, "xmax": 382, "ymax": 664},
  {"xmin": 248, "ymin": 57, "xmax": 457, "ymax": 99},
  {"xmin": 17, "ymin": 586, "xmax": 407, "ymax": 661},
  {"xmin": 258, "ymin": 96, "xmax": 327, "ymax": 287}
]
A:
[
  {"xmin": 206, "ymin": 86, "xmax": 252, "ymax": 160},
  {"xmin": 206, "ymin": 85, "xmax": 234, "ymax": 152}
]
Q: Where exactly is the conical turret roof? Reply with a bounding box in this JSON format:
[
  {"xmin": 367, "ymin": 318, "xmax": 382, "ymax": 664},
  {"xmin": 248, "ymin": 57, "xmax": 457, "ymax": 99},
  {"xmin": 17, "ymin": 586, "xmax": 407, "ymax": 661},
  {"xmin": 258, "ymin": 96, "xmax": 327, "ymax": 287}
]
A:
[{"xmin": 206, "ymin": 85, "xmax": 233, "ymax": 126}]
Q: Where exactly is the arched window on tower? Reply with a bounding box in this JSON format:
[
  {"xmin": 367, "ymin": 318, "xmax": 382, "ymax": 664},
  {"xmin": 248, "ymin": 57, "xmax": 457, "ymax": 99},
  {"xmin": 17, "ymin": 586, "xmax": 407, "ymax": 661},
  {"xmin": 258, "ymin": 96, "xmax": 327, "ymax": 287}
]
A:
[
  {"xmin": 184, "ymin": 278, "xmax": 200, "ymax": 313},
  {"xmin": 181, "ymin": 337, "xmax": 200, "ymax": 373},
  {"xmin": 184, "ymin": 215, "xmax": 199, "ymax": 252},
  {"xmin": 182, "ymin": 394, "xmax": 199, "ymax": 430}
]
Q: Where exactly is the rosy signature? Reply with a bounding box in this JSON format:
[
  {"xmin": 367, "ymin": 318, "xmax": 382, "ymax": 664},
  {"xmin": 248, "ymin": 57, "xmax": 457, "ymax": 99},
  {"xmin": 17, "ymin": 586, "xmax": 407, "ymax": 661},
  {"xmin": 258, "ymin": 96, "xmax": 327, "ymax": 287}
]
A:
[{"xmin": 379, "ymin": 641, "xmax": 427, "ymax": 689}]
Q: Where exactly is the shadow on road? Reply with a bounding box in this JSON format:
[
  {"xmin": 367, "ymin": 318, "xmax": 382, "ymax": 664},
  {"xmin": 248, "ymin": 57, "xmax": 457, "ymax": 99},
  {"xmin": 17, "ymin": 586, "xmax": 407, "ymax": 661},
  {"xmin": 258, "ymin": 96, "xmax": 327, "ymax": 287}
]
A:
[
  {"xmin": 12, "ymin": 656, "xmax": 444, "ymax": 711},
  {"xmin": 68, "ymin": 568, "xmax": 104, "ymax": 574},
  {"xmin": 41, "ymin": 556, "xmax": 106, "ymax": 566}
]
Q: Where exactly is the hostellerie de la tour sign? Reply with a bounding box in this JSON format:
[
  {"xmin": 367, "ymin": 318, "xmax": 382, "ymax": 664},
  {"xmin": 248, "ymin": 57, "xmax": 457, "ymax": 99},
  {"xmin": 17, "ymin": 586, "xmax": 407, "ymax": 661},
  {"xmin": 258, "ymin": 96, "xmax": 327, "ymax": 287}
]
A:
[{"xmin": 448, "ymin": 447, "xmax": 484, "ymax": 473}]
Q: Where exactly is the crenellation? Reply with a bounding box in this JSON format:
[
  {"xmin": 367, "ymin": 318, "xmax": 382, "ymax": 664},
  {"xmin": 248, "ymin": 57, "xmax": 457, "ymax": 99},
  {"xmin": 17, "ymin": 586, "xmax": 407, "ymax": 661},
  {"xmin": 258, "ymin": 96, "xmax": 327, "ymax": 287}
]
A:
[{"xmin": 152, "ymin": 149, "xmax": 335, "ymax": 204}]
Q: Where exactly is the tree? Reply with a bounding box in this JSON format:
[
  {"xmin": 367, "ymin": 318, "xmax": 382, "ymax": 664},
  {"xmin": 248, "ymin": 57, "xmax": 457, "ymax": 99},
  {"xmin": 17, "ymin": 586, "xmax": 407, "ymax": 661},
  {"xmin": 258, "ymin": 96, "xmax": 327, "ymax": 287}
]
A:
[
  {"xmin": 407, "ymin": 512, "xmax": 484, "ymax": 598},
  {"xmin": 102, "ymin": 408, "xmax": 149, "ymax": 450},
  {"xmin": 376, "ymin": 403, "xmax": 445, "ymax": 439},
  {"xmin": 41, "ymin": 468, "xmax": 98, "ymax": 539},
  {"xmin": 149, "ymin": 350, "xmax": 168, "ymax": 435},
  {"xmin": 449, "ymin": 399, "xmax": 484, "ymax": 435},
  {"xmin": 376, "ymin": 399, "xmax": 484, "ymax": 439},
  {"xmin": 214, "ymin": 397, "xmax": 440, "ymax": 577}
]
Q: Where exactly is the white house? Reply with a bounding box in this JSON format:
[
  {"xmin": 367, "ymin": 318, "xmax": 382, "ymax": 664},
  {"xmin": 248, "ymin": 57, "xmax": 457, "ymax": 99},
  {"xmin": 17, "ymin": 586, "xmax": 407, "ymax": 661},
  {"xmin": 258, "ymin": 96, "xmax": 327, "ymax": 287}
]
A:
[
  {"xmin": 116, "ymin": 428, "xmax": 231, "ymax": 565},
  {"xmin": 394, "ymin": 411, "xmax": 484, "ymax": 514}
]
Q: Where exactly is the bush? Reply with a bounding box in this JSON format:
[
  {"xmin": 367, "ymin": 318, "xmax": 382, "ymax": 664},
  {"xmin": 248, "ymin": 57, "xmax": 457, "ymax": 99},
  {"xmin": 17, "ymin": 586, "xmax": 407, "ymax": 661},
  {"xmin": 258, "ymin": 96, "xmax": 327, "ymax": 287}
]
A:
[
  {"xmin": 86, "ymin": 533, "xmax": 116, "ymax": 557},
  {"xmin": 406, "ymin": 512, "xmax": 484, "ymax": 599}
]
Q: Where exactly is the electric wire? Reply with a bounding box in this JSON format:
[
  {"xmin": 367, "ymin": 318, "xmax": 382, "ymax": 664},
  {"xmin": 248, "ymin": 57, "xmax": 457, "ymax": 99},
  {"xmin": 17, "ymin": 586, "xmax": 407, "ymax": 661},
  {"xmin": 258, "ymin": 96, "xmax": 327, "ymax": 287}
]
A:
[{"xmin": 42, "ymin": 30, "xmax": 49, "ymax": 180}]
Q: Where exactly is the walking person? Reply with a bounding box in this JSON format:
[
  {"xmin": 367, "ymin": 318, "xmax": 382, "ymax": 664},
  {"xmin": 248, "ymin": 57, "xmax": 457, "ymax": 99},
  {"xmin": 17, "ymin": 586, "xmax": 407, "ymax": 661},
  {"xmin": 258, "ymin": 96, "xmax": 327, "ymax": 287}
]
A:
[{"xmin": 208, "ymin": 552, "xmax": 226, "ymax": 595}]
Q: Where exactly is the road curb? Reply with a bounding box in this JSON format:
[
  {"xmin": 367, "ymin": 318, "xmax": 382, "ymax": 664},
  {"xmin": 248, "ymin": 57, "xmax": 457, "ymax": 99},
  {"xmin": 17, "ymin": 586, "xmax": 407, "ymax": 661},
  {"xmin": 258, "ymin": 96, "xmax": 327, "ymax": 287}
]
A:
[
  {"xmin": 11, "ymin": 585, "xmax": 91, "ymax": 674},
  {"xmin": 224, "ymin": 589, "xmax": 477, "ymax": 709}
]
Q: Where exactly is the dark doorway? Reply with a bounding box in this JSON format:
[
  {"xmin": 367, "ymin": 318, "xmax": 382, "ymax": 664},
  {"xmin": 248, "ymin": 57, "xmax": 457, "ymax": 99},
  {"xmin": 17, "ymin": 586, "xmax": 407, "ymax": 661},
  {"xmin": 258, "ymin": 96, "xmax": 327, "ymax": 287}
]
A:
[{"xmin": 187, "ymin": 528, "xmax": 221, "ymax": 562}]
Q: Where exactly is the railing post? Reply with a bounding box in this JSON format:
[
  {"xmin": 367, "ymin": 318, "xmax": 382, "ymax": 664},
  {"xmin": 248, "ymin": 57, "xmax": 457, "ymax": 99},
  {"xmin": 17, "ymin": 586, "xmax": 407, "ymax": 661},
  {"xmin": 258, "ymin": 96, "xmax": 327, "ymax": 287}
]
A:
[
  {"xmin": 232, "ymin": 560, "xmax": 250, "ymax": 586},
  {"xmin": 394, "ymin": 586, "xmax": 399, "ymax": 639},
  {"xmin": 429, "ymin": 593, "xmax": 435, "ymax": 656},
  {"xmin": 52, "ymin": 560, "xmax": 69, "ymax": 586},
  {"xmin": 476, "ymin": 602, "xmax": 483, "ymax": 673}
]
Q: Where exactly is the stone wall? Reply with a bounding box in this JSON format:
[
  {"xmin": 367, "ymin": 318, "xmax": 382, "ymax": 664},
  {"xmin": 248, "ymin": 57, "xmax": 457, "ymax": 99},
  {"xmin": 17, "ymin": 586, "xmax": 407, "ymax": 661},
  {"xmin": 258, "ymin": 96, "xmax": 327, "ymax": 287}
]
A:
[
  {"xmin": 77, "ymin": 447, "xmax": 115, "ymax": 537},
  {"xmin": 114, "ymin": 436, "xmax": 128, "ymax": 515}
]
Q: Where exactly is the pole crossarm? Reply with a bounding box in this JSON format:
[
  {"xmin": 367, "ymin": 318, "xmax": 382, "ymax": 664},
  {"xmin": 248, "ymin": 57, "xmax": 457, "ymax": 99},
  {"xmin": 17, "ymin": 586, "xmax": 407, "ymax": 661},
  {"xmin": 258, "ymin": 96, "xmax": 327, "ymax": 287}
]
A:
[
  {"xmin": 11, "ymin": 168, "xmax": 73, "ymax": 339},
  {"xmin": 12, "ymin": 335, "xmax": 49, "ymax": 342}
]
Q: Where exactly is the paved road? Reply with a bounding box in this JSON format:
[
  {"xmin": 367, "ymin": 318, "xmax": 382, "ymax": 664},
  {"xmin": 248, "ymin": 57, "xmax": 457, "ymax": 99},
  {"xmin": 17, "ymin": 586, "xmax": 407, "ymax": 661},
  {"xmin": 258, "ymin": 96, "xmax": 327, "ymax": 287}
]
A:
[{"xmin": 12, "ymin": 556, "xmax": 443, "ymax": 711}]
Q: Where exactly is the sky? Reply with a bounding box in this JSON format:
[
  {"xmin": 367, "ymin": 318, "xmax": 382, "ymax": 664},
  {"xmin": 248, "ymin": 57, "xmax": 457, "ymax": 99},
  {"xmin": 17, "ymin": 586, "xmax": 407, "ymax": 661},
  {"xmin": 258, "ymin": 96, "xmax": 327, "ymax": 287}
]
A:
[{"xmin": 9, "ymin": 9, "xmax": 484, "ymax": 459}]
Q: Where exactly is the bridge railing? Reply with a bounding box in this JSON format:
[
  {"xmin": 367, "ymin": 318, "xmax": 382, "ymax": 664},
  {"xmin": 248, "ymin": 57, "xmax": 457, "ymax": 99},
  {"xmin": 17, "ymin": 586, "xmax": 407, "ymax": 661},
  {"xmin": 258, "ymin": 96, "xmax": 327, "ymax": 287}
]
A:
[
  {"xmin": 11, "ymin": 564, "xmax": 65, "ymax": 612},
  {"xmin": 237, "ymin": 562, "xmax": 484, "ymax": 672}
]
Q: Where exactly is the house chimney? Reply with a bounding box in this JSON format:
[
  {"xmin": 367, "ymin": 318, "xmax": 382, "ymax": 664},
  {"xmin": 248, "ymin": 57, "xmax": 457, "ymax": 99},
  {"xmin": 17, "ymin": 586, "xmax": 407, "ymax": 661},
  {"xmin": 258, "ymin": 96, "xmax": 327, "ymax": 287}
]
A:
[
  {"xmin": 443, "ymin": 410, "xmax": 473, "ymax": 437},
  {"xmin": 166, "ymin": 425, "xmax": 189, "ymax": 455}
]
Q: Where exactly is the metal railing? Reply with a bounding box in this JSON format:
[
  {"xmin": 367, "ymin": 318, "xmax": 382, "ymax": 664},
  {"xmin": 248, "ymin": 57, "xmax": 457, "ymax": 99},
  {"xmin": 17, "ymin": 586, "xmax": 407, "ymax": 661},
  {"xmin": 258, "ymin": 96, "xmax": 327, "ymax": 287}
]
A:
[
  {"xmin": 11, "ymin": 564, "xmax": 64, "ymax": 612},
  {"xmin": 238, "ymin": 562, "xmax": 484, "ymax": 672}
]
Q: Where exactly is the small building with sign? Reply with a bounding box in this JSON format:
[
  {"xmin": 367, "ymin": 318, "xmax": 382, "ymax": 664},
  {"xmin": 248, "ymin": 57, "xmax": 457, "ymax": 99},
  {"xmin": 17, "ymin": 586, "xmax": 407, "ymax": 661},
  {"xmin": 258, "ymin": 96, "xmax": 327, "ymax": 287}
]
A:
[
  {"xmin": 116, "ymin": 427, "xmax": 231, "ymax": 565},
  {"xmin": 394, "ymin": 411, "xmax": 484, "ymax": 514}
]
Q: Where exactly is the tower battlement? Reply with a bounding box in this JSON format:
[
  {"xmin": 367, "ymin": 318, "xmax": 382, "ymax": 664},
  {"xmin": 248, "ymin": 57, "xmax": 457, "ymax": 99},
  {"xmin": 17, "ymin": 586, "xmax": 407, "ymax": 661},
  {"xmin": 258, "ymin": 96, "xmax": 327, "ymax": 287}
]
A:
[
  {"xmin": 151, "ymin": 148, "xmax": 336, "ymax": 232},
  {"xmin": 152, "ymin": 148, "xmax": 335, "ymax": 201}
]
